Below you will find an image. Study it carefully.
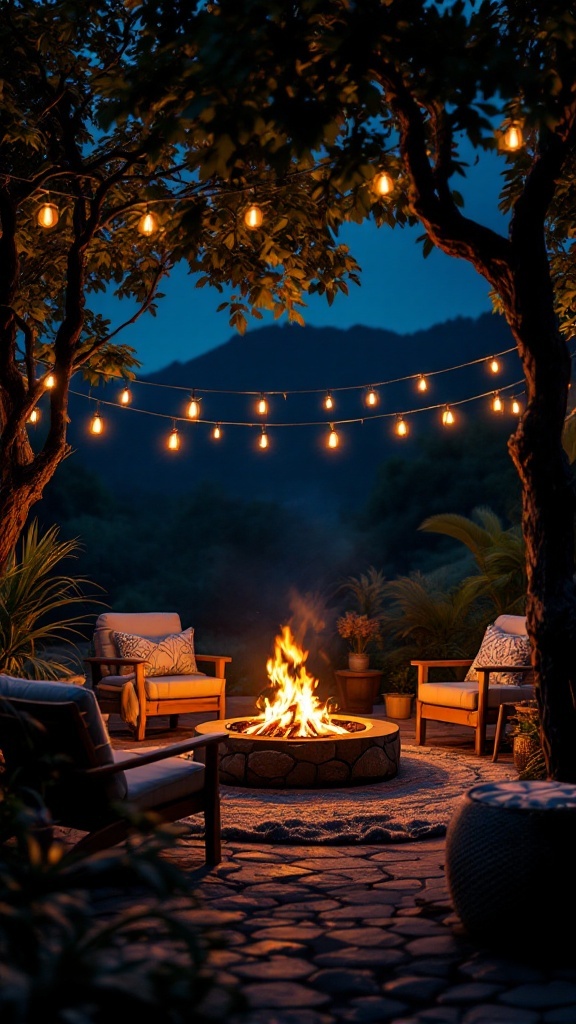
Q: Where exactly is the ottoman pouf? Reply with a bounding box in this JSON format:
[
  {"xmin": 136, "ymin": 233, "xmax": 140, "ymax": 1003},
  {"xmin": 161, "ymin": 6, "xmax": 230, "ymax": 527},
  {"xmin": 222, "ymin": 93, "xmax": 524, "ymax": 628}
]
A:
[{"xmin": 446, "ymin": 780, "xmax": 576, "ymax": 951}]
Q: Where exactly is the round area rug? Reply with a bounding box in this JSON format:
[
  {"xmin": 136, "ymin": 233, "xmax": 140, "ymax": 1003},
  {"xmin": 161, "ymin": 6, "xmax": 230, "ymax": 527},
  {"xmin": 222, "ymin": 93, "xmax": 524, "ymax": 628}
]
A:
[{"xmin": 185, "ymin": 744, "xmax": 517, "ymax": 844}]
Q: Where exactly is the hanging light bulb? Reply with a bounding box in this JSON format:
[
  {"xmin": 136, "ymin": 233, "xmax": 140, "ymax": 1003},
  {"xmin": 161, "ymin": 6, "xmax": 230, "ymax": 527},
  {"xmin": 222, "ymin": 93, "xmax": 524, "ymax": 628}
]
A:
[
  {"xmin": 167, "ymin": 424, "xmax": 180, "ymax": 451},
  {"xmin": 324, "ymin": 392, "xmax": 334, "ymax": 411},
  {"xmin": 37, "ymin": 200, "xmax": 59, "ymax": 229},
  {"xmin": 28, "ymin": 407, "xmax": 40, "ymax": 424},
  {"xmin": 259, "ymin": 426, "xmax": 269, "ymax": 449},
  {"xmin": 257, "ymin": 394, "xmax": 268, "ymax": 416},
  {"xmin": 372, "ymin": 170, "xmax": 394, "ymax": 197},
  {"xmin": 502, "ymin": 122, "xmax": 523, "ymax": 151},
  {"xmin": 395, "ymin": 416, "xmax": 408, "ymax": 437},
  {"xmin": 45, "ymin": 372, "xmax": 56, "ymax": 389},
  {"xmin": 417, "ymin": 375, "xmax": 428, "ymax": 393},
  {"xmin": 90, "ymin": 409, "xmax": 103, "ymax": 435},
  {"xmin": 365, "ymin": 387, "xmax": 378, "ymax": 407},
  {"xmin": 187, "ymin": 394, "xmax": 201, "ymax": 419},
  {"xmin": 119, "ymin": 385, "xmax": 132, "ymax": 406},
  {"xmin": 327, "ymin": 424, "xmax": 339, "ymax": 449},
  {"xmin": 244, "ymin": 203, "xmax": 264, "ymax": 229},
  {"xmin": 442, "ymin": 405, "xmax": 455, "ymax": 426},
  {"xmin": 511, "ymin": 397, "xmax": 522, "ymax": 415},
  {"xmin": 492, "ymin": 391, "xmax": 503, "ymax": 413},
  {"xmin": 489, "ymin": 357, "xmax": 500, "ymax": 374},
  {"xmin": 137, "ymin": 209, "xmax": 159, "ymax": 236},
  {"xmin": 212, "ymin": 423, "xmax": 222, "ymax": 440}
]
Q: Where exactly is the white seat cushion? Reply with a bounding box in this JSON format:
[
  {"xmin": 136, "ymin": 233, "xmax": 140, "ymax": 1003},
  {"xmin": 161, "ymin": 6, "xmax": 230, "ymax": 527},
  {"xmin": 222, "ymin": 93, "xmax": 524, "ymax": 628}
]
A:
[
  {"xmin": 113, "ymin": 750, "xmax": 205, "ymax": 808},
  {"xmin": 419, "ymin": 680, "xmax": 535, "ymax": 711}
]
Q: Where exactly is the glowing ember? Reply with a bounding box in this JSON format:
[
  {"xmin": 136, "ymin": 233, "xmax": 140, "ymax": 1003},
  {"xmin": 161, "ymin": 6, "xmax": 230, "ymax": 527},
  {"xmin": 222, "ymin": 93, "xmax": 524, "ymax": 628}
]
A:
[{"xmin": 243, "ymin": 625, "xmax": 348, "ymax": 738}]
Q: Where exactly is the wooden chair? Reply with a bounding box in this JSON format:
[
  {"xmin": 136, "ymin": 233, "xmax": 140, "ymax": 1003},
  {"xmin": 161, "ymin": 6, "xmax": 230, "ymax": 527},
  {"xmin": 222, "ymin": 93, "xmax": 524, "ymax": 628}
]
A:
[
  {"xmin": 85, "ymin": 611, "xmax": 231, "ymax": 741},
  {"xmin": 412, "ymin": 614, "xmax": 535, "ymax": 756},
  {"xmin": 0, "ymin": 674, "xmax": 227, "ymax": 864}
]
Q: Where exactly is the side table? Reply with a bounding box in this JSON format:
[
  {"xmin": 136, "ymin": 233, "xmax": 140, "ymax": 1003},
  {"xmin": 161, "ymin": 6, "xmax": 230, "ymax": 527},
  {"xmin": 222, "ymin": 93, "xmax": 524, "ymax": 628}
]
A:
[{"xmin": 334, "ymin": 669, "xmax": 383, "ymax": 715}]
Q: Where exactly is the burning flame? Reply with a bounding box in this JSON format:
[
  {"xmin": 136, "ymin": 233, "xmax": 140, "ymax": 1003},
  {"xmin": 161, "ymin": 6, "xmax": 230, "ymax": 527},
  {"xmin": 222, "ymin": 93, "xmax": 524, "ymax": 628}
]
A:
[{"xmin": 244, "ymin": 625, "xmax": 347, "ymax": 738}]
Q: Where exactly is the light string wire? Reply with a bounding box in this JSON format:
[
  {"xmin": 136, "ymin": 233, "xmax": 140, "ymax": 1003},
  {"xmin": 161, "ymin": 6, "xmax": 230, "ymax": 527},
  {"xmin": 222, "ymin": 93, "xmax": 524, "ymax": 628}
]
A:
[{"xmin": 69, "ymin": 378, "xmax": 527, "ymax": 431}]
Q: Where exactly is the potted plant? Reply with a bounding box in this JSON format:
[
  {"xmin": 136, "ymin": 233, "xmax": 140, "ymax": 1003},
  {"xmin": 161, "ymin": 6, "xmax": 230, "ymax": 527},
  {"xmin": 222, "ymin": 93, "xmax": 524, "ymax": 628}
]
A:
[
  {"xmin": 381, "ymin": 663, "xmax": 416, "ymax": 719},
  {"xmin": 508, "ymin": 700, "xmax": 545, "ymax": 779},
  {"xmin": 336, "ymin": 611, "xmax": 381, "ymax": 671}
]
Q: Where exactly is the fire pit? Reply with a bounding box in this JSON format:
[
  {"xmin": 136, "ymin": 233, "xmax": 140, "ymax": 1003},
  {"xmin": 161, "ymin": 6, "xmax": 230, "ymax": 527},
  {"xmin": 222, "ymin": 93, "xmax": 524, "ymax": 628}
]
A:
[{"xmin": 195, "ymin": 625, "xmax": 400, "ymax": 788}]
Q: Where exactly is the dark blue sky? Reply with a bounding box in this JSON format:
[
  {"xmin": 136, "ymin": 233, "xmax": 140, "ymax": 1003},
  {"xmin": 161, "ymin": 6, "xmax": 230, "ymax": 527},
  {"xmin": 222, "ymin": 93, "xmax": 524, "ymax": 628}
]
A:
[{"xmin": 105, "ymin": 147, "xmax": 509, "ymax": 373}]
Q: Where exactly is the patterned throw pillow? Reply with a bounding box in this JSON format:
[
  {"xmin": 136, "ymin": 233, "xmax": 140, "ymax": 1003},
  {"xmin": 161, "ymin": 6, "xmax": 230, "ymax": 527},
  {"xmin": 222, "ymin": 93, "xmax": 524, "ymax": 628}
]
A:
[
  {"xmin": 112, "ymin": 626, "xmax": 198, "ymax": 677},
  {"xmin": 465, "ymin": 623, "xmax": 532, "ymax": 686}
]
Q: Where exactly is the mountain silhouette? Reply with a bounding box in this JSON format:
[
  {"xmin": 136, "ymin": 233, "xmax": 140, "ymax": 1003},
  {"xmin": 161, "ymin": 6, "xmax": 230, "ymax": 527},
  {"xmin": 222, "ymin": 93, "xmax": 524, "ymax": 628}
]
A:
[{"xmin": 65, "ymin": 313, "xmax": 522, "ymax": 513}]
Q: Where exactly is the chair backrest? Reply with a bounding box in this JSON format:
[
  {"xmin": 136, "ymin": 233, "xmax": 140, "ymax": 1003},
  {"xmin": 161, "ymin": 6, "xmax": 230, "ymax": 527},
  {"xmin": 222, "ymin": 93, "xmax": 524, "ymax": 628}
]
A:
[
  {"xmin": 0, "ymin": 675, "xmax": 127, "ymax": 815},
  {"xmin": 93, "ymin": 611, "xmax": 182, "ymax": 660},
  {"xmin": 493, "ymin": 614, "xmax": 527, "ymax": 637}
]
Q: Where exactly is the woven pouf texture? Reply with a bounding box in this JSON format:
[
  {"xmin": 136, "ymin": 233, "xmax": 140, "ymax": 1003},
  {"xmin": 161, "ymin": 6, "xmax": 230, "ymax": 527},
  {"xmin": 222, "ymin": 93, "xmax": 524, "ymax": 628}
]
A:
[{"xmin": 446, "ymin": 781, "xmax": 576, "ymax": 949}]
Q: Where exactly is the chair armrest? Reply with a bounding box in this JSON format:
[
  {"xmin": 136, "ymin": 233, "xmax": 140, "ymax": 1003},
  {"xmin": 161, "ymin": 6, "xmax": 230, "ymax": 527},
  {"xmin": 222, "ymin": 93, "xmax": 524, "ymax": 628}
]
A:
[
  {"xmin": 84, "ymin": 657, "xmax": 146, "ymax": 667},
  {"xmin": 411, "ymin": 660, "xmax": 473, "ymax": 668},
  {"xmin": 195, "ymin": 654, "xmax": 232, "ymax": 678},
  {"xmin": 83, "ymin": 732, "xmax": 229, "ymax": 777},
  {"xmin": 474, "ymin": 665, "xmax": 532, "ymax": 674}
]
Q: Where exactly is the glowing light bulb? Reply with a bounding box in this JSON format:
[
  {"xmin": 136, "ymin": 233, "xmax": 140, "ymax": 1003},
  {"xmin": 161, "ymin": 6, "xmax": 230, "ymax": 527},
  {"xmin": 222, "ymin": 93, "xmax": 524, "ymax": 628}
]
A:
[
  {"xmin": 324, "ymin": 393, "xmax": 334, "ymax": 411},
  {"xmin": 489, "ymin": 357, "xmax": 500, "ymax": 374},
  {"xmin": 502, "ymin": 123, "xmax": 523, "ymax": 151},
  {"xmin": 395, "ymin": 416, "xmax": 408, "ymax": 437},
  {"xmin": 328, "ymin": 425, "xmax": 339, "ymax": 449},
  {"xmin": 492, "ymin": 392, "xmax": 503, "ymax": 413},
  {"xmin": 417, "ymin": 375, "xmax": 428, "ymax": 393},
  {"xmin": 137, "ymin": 210, "xmax": 159, "ymax": 236},
  {"xmin": 257, "ymin": 395, "xmax": 268, "ymax": 416},
  {"xmin": 90, "ymin": 412, "xmax": 103, "ymax": 435},
  {"xmin": 511, "ymin": 398, "xmax": 522, "ymax": 415},
  {"xmin": 37, "ymin": 202, "xmax": 59, "ymax": 229},
  {"xmin": 259, "ymin": 427, "xmax": 269, "ymax": 449},
  {"xmin": 120, "ymin": 386, "xmax": 132, "ymax": 405},
  {"xmin": 167, "ymin": 427, "xmax": 180, "ymax": 451},
  {"xmin": 373, "ymin": 170, "xmax": 394, "ymax": 197},
  {"xmin": 244, "ymin": 204, "xmax": 264, "ymax": 229},
  {"xmin": 212, "ymin": 424, "xmax": 222, "ymax": 440},
  {"xmin": 365, "ymin": 387, "xmax": 378, "ymax": 407},
  {"xmin": 442, "ymin": 405, "xmax": 455, "ymax": 426},
  {"xmin": 45, "ymin": 372, "xmax": 56, "ymax": 389},
  {"xmin": 28, "ymin": 408, "xmax": 40, "ymax": 424},
  {"xmin": 187, "ymin": 396, "xmax": 200, "ymax": 419}
]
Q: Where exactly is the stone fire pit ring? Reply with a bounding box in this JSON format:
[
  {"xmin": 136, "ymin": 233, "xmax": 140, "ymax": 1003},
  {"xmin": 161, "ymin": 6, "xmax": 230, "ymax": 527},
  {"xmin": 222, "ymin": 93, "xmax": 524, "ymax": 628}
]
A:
[{"xmin": 194, "ymin": 715, "xmax": 400, "ymax": 788}]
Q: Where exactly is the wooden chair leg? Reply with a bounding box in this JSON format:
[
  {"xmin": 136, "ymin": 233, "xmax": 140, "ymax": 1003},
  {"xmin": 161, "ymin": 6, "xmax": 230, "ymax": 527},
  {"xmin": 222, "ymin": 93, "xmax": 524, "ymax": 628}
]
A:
[
  {"xmin": 203, "ymin": 742, "xmax": 222, "ymax": 865},
  {"xmin": 415, "ymin": 701, "xmax": 426, "ymax": 745},
  {"xmin": 492, "ymin": 704, "xmax": 512, "ymax": 762}
]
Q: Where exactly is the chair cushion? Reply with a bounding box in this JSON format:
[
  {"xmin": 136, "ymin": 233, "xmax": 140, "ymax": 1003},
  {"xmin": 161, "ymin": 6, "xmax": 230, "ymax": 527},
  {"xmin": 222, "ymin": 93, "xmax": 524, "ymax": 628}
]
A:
[
  {"xmin": 113, "ymin": 750, "xmax": 206, "ymax": 809},
  {"xmin": 465, "ymin": 622, "xmax": 532, "ymax": 685},
  {"xmin": 93, "ymin": 612, "xmax": 182, "ymax": 673},
  {"xmin": 0, "ymin": 675, "xmax": 127, "ymax": 800},
  {"xmin": 112, "ymin": 626, "xmax": 198, "ymax": 676},
  {"xmin": 419, "ymin": 680, "xmax": 535, "ymax": 711},
  {"xmin": 97, "ymin": 674, "xmax": 223, "ymax": 727}
]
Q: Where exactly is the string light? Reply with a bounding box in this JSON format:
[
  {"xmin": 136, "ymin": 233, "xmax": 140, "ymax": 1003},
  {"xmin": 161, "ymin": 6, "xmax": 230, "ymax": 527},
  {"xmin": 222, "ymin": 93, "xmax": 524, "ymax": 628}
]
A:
[
  {"xmin": 37, "ymin": 200, "xmax": 59, "ymax": 229},
  {"xmin": 442, "ymin": 405, "xmax": 455, "ymax": 426},
  {"xmin": 417, "ymin": 375, "xmax": 428, "ymax": 392},
  {"xmin": 137, "ymin": 210, "xmax": 159, "ymax": 236},
  {"xmin": 187, "ymin": 394, "xmax": 201, "ymax": 419},
  {"xmin": 257, "ymin": 394, "xmax": 268, "ymax": 416},
  {"xmin": 489, "ymin": 357, "xmax": 500, "ymax": 374},
  {"xmin": 372, "ymin": 170, "xmax": 394, "ymax": 197},
  {"xmin": 365, "ymin": 387, "xmax": 378, "ymax": 407},
  {"xmin": 259, "ymin": 426, "xmax": 269, "ymax": 449},
  {"xmin": 395, "ymin": 415, "xmax": 408, "ymax": 437},
  {"xmin": 119, "ymin": 386, "xmax": 132, "ymax": 405},
  {"xmin": 244, "ymin": 204, "xmax": 264, "ymax": 229},
  {"xmin": 90, "ymin": 408, "xmax": 103, "ymax": 435},
  {"xmin": 167, "ymin": 423, "xmax": 180, "ymax": 451},
  {"xmin": 45, "ymin": 372, "xmax": 56, "ymax": 389},
  {"xmin": 501, "ymin": 122, "xmax": 523, "ymax": 151},
  {"xmin": 511, "ymin": 397, "xmax": 522, "ymax": 415},
  {"xmin": 27, "ymin": 408, "xmax": 40, "ymax": 424},
  {"xmin": 324, "ymin": 392, "xmax": 334, "ymax": 411},
  {"xmin": 327, "ymin": 424, "xmax": 339, "ymax": 448},
  {"xmin": 492, "ymin": 391, "xmax": 503, "ymax": 412},
  {"xmin": 212, "ymin": 423, "xmax": 222, "ymax": 440}
]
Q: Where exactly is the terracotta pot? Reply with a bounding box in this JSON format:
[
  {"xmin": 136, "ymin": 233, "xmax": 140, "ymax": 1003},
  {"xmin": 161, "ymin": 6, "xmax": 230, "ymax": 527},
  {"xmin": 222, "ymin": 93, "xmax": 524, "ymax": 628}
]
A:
[
  {"xmin": 384, "ymin": 693, "xmax": 413, "ymax": 719},
  {"xmin": 348, "ymin": 652, "xmax": 369, "ymax": 672}
]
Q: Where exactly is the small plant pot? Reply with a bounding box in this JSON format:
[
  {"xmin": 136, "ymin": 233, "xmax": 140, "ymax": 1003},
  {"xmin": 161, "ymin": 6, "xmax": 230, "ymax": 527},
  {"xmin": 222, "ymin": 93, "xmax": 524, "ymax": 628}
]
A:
[
  {"xmin": 348, "ymin": 652, "xmax": 370, "ymax": 672},
  {"xmin": 384, "ymin": 693, "xmax": 413, "ymax": 719}
]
